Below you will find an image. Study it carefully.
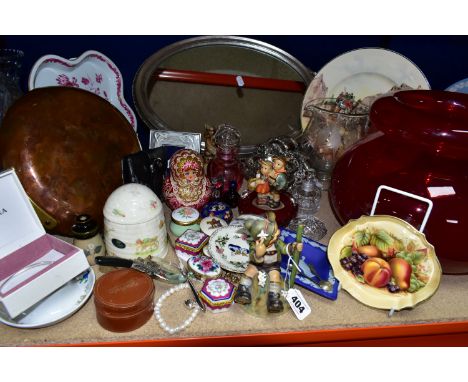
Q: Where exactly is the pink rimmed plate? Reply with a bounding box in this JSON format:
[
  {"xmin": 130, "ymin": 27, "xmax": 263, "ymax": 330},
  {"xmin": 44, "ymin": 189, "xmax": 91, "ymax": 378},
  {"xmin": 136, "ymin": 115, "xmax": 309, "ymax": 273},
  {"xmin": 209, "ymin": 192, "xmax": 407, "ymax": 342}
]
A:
[{"xmin": 28, "ymin": 50, "xmax": 137, "ymax": 131}]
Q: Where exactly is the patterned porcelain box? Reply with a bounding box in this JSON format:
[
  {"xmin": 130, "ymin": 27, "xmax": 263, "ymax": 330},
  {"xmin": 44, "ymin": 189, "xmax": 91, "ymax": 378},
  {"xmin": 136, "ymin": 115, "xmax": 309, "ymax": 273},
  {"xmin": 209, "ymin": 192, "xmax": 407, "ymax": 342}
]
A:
[
  {"xmin": 0, "ymin": 169, "xmax": 89, "ymax": 319},
  {"xmin": 175, "ymin": 229, "xmax": 209, "ymax": 262}
]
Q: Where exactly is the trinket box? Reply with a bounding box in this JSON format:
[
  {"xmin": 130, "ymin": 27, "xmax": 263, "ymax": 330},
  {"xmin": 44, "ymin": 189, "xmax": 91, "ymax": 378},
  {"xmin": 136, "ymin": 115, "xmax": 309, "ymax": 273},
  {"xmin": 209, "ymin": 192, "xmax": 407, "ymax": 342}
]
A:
[
  {"xmin": 170, "ymin": 207, "xmax": 201, "ymax": 237},
  {"xmin": 200, "ymin": 216, "xmax": 227, "ymax": 236},
  {"xmin": 0, "ymin": 169, "xmax": 89, "ymax": 319},
  {"xmin": 93, "ymin": 268, "xmax": 155, "ymax": 332},
  {"xmin": 203, "ymin": 246, "xmax": 211, "ymax": 257},
  {"xmin": 103, "ymin": 184, "xmax": 168, "ymax": 260},
  {"xmin": 201, "ymin": 201, "xmax": 233, "ymax": 223},
  {"xmin": 174, "ymin": 230, "xmax": 209, "ymax": 262},
  {"xmin": 187, "ymin": 255, "xmax": 221, "ymax": 279},
  {"xmin": 199, "ymin": 278, "xmax": 236, "ymax": 313}
]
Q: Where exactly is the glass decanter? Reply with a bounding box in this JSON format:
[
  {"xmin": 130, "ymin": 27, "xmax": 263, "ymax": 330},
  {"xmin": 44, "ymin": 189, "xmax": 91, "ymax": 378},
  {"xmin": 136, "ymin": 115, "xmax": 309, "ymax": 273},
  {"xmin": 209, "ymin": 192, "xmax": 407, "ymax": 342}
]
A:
[
  {"xmin": 0, "ymin": 49, "xmax": 24, "ymax": 125},
  {"xmin": 207, "ymin": 124, "xmax": 243, "ymax": 192},
  {"xmin": 288, "ymin": 171, "xmax": 327, "ymax": 241}
]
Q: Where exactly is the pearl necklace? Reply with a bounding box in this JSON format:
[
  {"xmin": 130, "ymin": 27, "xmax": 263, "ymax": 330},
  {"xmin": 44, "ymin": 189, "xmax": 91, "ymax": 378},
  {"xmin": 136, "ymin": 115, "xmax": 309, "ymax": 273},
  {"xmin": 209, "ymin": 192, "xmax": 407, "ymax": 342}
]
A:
[{"xmin": 154, "ymin": 283, "xmax": 201, "ymax": 334}]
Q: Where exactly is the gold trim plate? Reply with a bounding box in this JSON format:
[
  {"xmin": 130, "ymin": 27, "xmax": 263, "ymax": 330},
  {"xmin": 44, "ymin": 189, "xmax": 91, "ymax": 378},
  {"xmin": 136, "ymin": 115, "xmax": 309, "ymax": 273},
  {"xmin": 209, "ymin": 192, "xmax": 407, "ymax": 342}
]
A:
[{"xmin": 328, "ymin": 215, "xmax": 442, "ymax": 311}]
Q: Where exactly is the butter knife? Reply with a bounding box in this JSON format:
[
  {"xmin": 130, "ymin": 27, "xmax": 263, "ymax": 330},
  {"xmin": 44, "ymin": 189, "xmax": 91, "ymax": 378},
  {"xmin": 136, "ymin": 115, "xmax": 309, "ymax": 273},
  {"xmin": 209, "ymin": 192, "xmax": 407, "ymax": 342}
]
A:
[{"xmin": 95, "ymin": 256, "xmax": 186, "ymax": 284}]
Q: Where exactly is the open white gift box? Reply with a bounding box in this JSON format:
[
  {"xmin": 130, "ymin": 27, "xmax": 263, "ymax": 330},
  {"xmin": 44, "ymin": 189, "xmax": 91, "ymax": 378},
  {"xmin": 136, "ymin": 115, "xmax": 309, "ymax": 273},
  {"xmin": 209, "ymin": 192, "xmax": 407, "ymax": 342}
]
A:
[{"xmin": 0, "ymin": 169, "xmax": 89, "ymax": 319}]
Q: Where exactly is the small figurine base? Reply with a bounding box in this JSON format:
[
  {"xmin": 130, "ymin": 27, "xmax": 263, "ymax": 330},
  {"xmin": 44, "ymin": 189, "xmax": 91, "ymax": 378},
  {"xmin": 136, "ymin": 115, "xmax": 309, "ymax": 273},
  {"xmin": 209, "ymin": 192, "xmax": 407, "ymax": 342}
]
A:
[
  {"xmin": 238, "ymin": 273, "xmax": 288, "ymax": 318},
  {"xmin": 238, "ymin": 192, "xmax": 297, "ymax": 227},
  {"xmin": 233, "ymin": 212, "xmax": 302, "ymax": 316}
]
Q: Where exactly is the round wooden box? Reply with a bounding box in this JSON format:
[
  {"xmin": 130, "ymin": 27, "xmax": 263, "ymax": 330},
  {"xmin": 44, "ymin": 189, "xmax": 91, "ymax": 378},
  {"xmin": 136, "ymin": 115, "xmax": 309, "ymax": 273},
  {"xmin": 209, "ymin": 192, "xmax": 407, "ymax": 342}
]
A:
[{"xmin": 94, "ymin": 269, "xmax": 155, "ymax": 332}]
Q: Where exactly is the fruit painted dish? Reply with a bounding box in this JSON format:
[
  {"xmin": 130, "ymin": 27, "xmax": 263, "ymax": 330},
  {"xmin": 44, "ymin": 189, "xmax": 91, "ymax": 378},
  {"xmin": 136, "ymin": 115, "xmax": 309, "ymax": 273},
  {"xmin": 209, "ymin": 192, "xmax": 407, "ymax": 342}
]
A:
[{"xmin": 328, "ymin": 215, "xmax": 441, "ymax": 311}]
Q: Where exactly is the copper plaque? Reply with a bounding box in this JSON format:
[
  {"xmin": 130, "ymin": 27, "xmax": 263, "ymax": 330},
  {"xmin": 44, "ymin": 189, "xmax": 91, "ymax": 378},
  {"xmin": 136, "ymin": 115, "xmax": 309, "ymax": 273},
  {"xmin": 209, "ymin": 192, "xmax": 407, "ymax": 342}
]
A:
[{"xmin": 0, "ymin": 87, "xmax": 141, "ymax": 235}]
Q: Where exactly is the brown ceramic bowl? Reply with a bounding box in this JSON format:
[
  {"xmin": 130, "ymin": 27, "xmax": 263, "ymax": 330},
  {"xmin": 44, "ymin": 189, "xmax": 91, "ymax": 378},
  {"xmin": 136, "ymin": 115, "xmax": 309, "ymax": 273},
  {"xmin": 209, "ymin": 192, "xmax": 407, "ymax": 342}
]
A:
[{"xmin": 94, "ymin": 269, "xmax": 155, "ymax": 332}]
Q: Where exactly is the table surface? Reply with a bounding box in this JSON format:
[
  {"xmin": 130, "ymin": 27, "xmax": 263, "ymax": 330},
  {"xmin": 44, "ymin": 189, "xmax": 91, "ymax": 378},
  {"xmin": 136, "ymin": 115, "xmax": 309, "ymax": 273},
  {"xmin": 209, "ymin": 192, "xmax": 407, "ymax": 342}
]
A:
[{"xmin": 1, "ymin": 192, "xmax": 468, "ymax": 346}]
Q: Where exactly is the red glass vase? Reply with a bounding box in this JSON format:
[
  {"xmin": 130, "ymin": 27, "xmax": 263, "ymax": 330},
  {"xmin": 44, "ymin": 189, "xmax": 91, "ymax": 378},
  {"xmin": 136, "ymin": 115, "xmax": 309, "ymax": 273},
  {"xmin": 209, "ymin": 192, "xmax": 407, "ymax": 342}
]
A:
[{"xmin": 330, "ymin": 90, "xmax": 468, "ymax": 274}]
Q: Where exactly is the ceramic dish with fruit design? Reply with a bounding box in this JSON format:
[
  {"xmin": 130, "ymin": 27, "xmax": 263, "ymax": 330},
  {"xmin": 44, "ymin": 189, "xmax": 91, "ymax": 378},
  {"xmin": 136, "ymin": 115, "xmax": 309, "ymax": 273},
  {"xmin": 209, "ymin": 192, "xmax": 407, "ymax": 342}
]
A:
[{"xmin": 328, "ymin": 215, "xmax": 441, "ymax": 311}]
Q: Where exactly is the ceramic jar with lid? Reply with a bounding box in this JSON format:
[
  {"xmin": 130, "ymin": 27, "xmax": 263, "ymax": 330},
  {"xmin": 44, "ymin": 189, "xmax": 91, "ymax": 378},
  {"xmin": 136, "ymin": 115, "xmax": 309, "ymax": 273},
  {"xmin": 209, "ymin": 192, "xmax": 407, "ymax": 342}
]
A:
[
  {"xmin": 170, "ymin": 206, "xmax": 201, "ymax": 237},
  {"xmin": 71, "ymin": 214, "xmax": 105, "ymax": 266},
  {"xmin": 103, "ymin": 183, "xmax": 168, "ymax": 260},
  {"xmin": 94, "ymin": 268, "xmax": 155, "ymax": 332}
]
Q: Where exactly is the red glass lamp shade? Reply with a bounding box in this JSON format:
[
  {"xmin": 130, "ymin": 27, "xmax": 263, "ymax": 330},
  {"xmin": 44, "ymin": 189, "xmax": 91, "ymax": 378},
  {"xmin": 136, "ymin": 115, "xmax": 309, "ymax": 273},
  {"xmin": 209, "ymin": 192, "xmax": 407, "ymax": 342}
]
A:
[{"xmin": 330, "ymin": 90, "xmax": 468, "ymax": 274}]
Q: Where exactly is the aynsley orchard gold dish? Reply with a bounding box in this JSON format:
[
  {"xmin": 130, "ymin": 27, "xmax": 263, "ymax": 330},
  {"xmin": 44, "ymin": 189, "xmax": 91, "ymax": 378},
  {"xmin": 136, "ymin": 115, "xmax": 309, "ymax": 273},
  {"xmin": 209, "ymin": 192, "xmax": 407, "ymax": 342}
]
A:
[{"xmin": 328, "ymin": 215, "xmax": 442, "ymax": 311}]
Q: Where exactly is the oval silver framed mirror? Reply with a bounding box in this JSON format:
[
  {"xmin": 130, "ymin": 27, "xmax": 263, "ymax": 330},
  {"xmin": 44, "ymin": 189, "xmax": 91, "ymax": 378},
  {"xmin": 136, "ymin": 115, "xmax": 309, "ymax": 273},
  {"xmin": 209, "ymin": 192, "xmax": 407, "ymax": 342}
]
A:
[{"xmin": 133, "ymin": 36, "xmax": 313, "ymax": 155}]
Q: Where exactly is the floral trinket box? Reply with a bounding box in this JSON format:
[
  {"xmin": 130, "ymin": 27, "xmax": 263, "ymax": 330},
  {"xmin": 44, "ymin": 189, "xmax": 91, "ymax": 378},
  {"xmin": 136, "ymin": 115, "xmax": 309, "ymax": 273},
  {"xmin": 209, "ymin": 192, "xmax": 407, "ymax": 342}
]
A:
[
  {"xmin": 187, "ymin": 255, "xmax": 221, "ymax": 279},
  {"xmin": 175, "ymin": 229, "xmax": 209, "ymax": 262},
  {"xmin": 199, "ymin": 278, "xmax": 236, "ymax": 313}
]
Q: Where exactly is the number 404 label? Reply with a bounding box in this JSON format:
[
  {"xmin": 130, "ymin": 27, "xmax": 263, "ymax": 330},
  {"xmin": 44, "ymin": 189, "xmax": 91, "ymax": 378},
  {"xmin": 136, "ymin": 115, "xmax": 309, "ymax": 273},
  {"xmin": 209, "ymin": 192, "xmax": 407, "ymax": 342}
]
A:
[{"xmin": 286, "ymin": 289, "xmax": 312, "ymax": 321}]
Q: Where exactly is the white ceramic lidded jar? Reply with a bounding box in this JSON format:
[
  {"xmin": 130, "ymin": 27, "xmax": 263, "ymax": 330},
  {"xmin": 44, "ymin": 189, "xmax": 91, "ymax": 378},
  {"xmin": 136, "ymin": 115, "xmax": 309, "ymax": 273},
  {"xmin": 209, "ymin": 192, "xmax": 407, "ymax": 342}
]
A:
[{"xmin": 103, "ymin": 184, "xmax": 168, "ymax": 260}]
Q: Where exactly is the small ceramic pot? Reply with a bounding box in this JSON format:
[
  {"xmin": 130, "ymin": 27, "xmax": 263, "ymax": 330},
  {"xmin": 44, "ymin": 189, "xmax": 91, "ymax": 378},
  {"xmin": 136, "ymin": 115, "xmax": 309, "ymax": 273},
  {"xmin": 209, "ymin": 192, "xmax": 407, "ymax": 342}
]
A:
[
  {"xmin": 169, "ymin": 207, "xmax": 200, "ymax": 237},
  {"xmin": 201, "ymin": 201, "xmax": 233, "ymax": 223},
  {"xmin": 199, "ymin": 278, "xmax": 236, "ymax": 313},
  {"xmin": 103, "ymin": 184, "xmax": 168, "ymax": 260},
  {"xmin": 94, "ymin": 269, "xmax": 155, "ymax": 332},
  {"xmin": 71, "ymin": 214, "xmax": 105, "ymax": 266}
]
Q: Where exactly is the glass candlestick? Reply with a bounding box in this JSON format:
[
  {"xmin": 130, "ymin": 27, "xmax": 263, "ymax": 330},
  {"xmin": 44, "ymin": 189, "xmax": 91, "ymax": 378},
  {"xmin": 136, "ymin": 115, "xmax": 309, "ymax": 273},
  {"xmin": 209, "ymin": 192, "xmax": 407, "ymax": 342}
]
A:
[
  {"xmin": 292, "ymin": 173, "xmax": 321, "ymax": 217},
  {"xmin": 207, "ymin": 124, "xmax": 243, "ymax": 192},
  {"xmin": 288, "ymin": 172, "xmax": 327, "ymax": 241}
]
